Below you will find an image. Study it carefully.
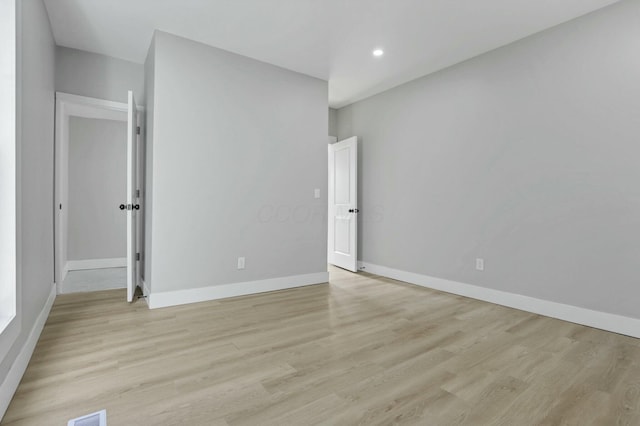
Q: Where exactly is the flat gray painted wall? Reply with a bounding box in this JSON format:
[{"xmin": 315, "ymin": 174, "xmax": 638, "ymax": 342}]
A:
[
  {"xmin": 148, "ymin": 31, "xmax": 328, "ymax": 293},
  {"xmin": 0, "ymin": 0, "xmax": 55, "ymax": 384},
  {"xmin": 55, "ymin": 46, "xmax": 144, "ymax": 103},
  {"xmin": 142, "ymin": 37, "xmax": 156, "ymax": 284},
  {"xmin": 337, "ymin": 0, "xmax": 640, "ymax": 319},
  {"xmin": 329, "ymin": 108, "xmax": 338, "ymax": 137},
  {"xmin": 67, "ymin": 117, "xmax": 126, "ymax": 261}
]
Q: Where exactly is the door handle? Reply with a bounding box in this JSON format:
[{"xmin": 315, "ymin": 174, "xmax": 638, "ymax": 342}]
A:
[
  {"xmin": 119, "ymin": 204, "xmax": 140, "ymax": 210},
  {"xmin": 348, "ymin": 208, "xmax": 360, "ymax": 213}
]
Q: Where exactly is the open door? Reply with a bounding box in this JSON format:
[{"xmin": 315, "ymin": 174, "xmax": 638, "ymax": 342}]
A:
[
  {"xmin": 328, "ymin": 136, "xmax": 358, "ymax": 272},
  {"xmin": 126, "ymin": 91, "xmax": 138, "ymax": 302}
]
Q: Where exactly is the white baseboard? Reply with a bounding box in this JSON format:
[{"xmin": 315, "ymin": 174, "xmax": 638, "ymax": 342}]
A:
[
  {"xmin": 359, "ymin": 261, "xmax": 640, "ymax": 339},
  {"xmin": 66, "ymin": 257, "xmax": 126, "ymax": 271},
  {"xmin": 148, "ymin": 272, "xmax": 329, "ymax": 309},
  {"xmin": 0, "ymin": 283, "xmax": 56, "ymax": 420}
]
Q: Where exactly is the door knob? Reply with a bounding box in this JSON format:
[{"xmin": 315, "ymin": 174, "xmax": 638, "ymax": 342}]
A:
[
  {"xmin": 348, "ymin": 208, "xmax": 360, "ymax": 213},
  {"xmin": 119, "ymin": 204, "xmax": 140, "ymax": 210}
]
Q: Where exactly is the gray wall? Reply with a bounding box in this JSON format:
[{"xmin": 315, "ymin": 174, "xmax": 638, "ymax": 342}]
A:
[
  {"xmin": 337, "ymin": 0, "xmax": 640, "ymax": 319},
  {"xmin": 67, "ymin": 117, "xmax": 127, "ymax": 261},
  {"xmin": 0, "ymin": 0, "xmax": 55, "ymax": 388},
  {"xmin": 142, "ymin": 37, "xmax": 156, "ymax": 284},
  {"xmin": 56, "ymin": 46, "xmax": 144, "ymax": 103},
  {"xmin": 147, "ymin": 31, "xmax": 328, "ymax": 293},
  {"xmin": 329, "ymin": 108, "xmax": 338, "ymax": 137}
]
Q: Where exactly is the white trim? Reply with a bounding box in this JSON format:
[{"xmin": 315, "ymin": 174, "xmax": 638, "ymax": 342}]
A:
[
  {"xmin": 0, "ymin": 283, "xmax": 56, "ymax": 420},
  {"xmin": 56, "ymin": 92, "xmax": 145, "ymax": 113},
  {"xmin": 148, "ymin": 272, "xmax": 329, "ymax": 309},
  {"xmin": 66, "ymin": 258, "xmax": 127, "ymax": 271},
  {"xmin": 359, "ymin": 261, "xmax": 640, "ymax": 339}
]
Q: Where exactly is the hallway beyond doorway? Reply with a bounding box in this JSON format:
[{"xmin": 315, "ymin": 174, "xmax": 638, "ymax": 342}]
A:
[{"xmin": 59, "ymin": 268, "xmax": 126, "ymax": 294}]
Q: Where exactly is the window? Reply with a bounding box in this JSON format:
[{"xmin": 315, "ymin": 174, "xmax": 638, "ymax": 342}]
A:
[{"xmin": 0, "ymin": 0, "xmax": 18, "ymax": 356}]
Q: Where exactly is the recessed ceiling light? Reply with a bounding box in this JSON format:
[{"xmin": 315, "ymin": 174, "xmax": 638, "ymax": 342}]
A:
[{"xmin": 373, "ymin": 49, "xmax": 384, "ymax": 57}]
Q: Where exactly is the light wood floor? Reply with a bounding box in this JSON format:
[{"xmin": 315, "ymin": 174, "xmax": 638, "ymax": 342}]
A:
[{"xmin": 3, "ymin": 267, "xmax": 640, "ymax": 425}]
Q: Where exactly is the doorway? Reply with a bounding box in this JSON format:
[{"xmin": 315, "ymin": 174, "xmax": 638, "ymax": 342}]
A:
[
  {"xmin": 54, "ymin": 93, "xmax": 143, "ymax": 300},
  {"xmin": 327, "ymin": 136, "xmax": 358, "ymax": 272}
]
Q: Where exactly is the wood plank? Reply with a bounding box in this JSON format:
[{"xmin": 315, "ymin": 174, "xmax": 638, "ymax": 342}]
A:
[{"xmin": 3, "ymin": 266, "xmax": 640, "ymax": 425}]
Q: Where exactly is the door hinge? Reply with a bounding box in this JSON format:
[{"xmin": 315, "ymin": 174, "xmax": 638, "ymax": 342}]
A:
[
  {"xmin": 136, "ymin": 253, "xmax": 140, "ymax": 261},
  {"xmin": 136, "ymin": 126, "xmax": 141, "ymax": 135},
  {"xmin": 136, "ymin": 189, "xmax": 140, "ymax": 198}
]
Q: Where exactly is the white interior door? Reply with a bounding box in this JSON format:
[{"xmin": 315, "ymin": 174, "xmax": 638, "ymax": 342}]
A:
[
  {"xmin": 328, "ymin": 136, "xmax": 358, "ymax": 272},
  {"xmin": 126, "ymin": 91, "xmax": 138, "ymax": 302}
]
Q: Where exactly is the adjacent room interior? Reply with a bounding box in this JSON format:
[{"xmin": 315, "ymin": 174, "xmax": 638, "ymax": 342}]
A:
[{"xmin": 1, "ymin": 0, "xmax": 640, "ymax": 424}]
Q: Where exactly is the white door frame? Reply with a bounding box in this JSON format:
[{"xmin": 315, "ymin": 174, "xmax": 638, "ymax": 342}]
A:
[{"xmin": 54, "ymin": 92, "xmax": 144, "ymax": 292}]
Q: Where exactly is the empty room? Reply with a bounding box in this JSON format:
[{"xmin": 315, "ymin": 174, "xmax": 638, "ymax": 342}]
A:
[{"xmin": 1, "ymin": 0, "xmax": 640, "ymax": 424}]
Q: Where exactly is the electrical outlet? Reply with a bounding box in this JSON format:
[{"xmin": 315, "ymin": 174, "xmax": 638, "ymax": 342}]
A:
[
  {"xmin": 237, "ymin": 257, "xmax": 245, "ymax": 270},
  {"xmin": 476, "ymin": 258, "xmax": 484, "ymax": 271},
  {"xmin": 314, "ymin": 188, "xmax": 321, "ymax": 199}
]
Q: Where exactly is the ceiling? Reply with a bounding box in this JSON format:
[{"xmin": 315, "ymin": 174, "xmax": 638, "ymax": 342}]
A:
[{"xmin": 43, "ymin": 0, "xmax": 621, "ymax": 108}]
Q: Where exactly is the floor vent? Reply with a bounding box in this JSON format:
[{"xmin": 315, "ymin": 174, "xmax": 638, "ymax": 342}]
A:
[{"xmin": 68, "ymin": 409, "xmax": 107, "ymax": 426}]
